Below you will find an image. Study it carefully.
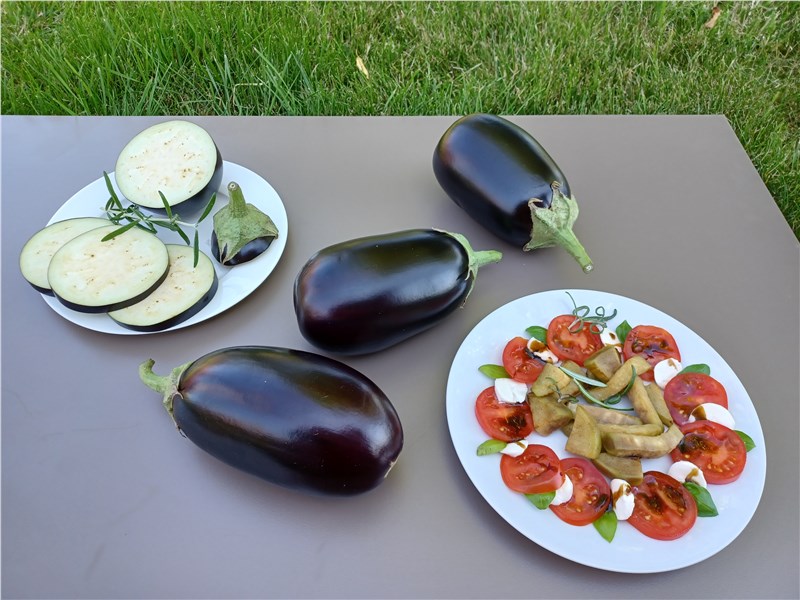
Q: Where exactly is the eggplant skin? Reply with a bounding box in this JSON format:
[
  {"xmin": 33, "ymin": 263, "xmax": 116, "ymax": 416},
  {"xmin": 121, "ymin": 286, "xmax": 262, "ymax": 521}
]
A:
[
  {"xmin": 173, "ymin": 347, "xmax": 403, "ymax": 496},
  {"xmin": 433, "ymin": 113, "xmax": 571, "ymax": 247},
  {"xmin": 293, "ymin": 229, "xmax": 472, "ymax": 355},
  {"xmin": 210, "ymin": 231, "xmax": 273, "ymax": 266}
]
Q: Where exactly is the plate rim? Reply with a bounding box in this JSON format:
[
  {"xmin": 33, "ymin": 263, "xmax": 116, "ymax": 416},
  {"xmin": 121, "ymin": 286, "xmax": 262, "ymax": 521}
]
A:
[
  {"xmin": 445, "ymin": 288, "xmax": 766, "ymax": 573},
  {"xmin": 41, "ymin": 160, "xmax": 288, "ymax": 335}
]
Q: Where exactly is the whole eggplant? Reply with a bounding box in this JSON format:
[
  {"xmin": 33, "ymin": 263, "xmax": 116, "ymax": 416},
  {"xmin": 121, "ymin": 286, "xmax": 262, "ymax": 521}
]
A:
[
  {"xmin": 139, "ymin": 346, "xmax": 403, "ymax": 496},
  {"xmin": 433, "ymin": 113, "xmax": 593, "ymax": 272},
  {"xmin": 293, "ymin": 229, "xmax": 501, "ymax": 355}
]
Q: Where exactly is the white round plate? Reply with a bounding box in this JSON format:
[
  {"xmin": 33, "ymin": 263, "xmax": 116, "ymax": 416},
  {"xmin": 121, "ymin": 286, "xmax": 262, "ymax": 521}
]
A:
[
  {"xmin": 445, "ymin": 289, "xmax": 766, "ymax": 573},
  {"xmin": 43, "ymin": 161, "xmax": 288, "ymax": 335}
]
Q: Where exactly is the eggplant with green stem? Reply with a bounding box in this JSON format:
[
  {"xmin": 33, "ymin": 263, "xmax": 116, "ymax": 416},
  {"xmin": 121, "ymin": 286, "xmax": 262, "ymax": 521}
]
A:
[
  {"xmin": 433, "ymin": 113, "xmax": 593, "ymax": 272},
  {"xmin": 140, "ymin": 346, "xmax": 403, "ymax": 496},
  {"xmin": 211, "ymin": 181, "xmax": 279, "ymax": 266}
]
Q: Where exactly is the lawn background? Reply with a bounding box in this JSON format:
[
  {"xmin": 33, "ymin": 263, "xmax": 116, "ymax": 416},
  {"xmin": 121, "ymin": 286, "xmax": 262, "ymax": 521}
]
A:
[{"xmin": 2, "ymin": 0, "xmax": 798, "ymax": 238}]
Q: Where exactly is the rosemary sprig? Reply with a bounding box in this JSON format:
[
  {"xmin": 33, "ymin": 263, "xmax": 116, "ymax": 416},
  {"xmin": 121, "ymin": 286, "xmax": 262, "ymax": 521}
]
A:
[
  {"xmin": 566, "ymin": 291, "xmax": 618, "ymax": 334},
  {"xmin": 101, "ymin": 171, "xmax": 216, "ymax": 267},
  {"xmin": 559, "ymin": 366, "xmax": 635, "ymax": 412}
]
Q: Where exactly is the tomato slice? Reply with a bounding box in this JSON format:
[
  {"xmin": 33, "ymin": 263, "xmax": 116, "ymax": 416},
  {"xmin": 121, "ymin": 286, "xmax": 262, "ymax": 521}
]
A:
[
  {"xmin": 549, "ymin": 457, "xmax": 611, "ymax": 526},
  {"xmin": 628, "ymin": 471, "xmax": 698, "ymax": 540},
  {"xmin": 671, "ymin": 420, "xmax": 746, "ymax": 484},
  {"xmin": 663, "ymin": 372, "xmax": 729, "ymax": 426},
  {"xmin": 502, "ymin": 336, "xmax": 546, "ymax": 384},
  {"xmin": 622, "ymin": 325, "xmax": 681, "ymax": 382},
  {"xmin": 500, "ymin": 444, "xmax": 563, "ymax": 494},
  {"xmin": 474, "ymin": 386, "xmax": 533, "ymax": 442},
  {"xmin": 546, "ymin": 315, "xmax": 603, "ymax": 366}
]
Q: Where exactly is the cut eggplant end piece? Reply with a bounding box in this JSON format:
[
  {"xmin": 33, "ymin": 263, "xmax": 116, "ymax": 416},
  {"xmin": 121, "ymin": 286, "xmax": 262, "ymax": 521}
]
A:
[
  {"xmin": 48, "ymin": 224, "xmax": 170, "ymax": 313},
  {"xmin": 109, "ymin": 245, "xmax": 218, "ymax": 331},
  {"xmin": 19, "ymin": 217, "xmax": 111, "ymax": 294},
  {"xmin": 114, "ymin": 120, "xmax": 223, "ymax": 213},
  {"xmin": 210, "ymin": 231, "xmax": 274, "ymax": 266}
]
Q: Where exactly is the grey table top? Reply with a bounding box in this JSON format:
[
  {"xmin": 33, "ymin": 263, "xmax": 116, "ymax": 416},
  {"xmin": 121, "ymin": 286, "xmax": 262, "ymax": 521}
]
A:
[{"xmin": 2, "ymin": 115, "xmax": 798, "ymax": 599}]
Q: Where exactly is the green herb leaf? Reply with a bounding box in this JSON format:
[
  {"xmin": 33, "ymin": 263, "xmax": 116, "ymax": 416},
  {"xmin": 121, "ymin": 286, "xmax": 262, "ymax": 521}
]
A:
[
  {"xmin": 525, "ymin": 325, "xmax": 548, "ymax": 343},
  {"xmin": 479, "ymin": 364, "xmax": 510, "ymax": 379},
  {"xmin": 593, "ymin": 511, "xmax": 618, "ymax": 542},
  {"xmin": 680, "ymin": 364, "xmax": 711, "ymax": 375},
  {"xmin": 736, "ymin": 430, "xmax": 756, "ymax": 451},
  {"xmin": 193, "ymin": 229, "xmax": 200, "ymax": 267},
  {"xmin": 159, "ymin": 191, "xmax": 173, "ymax": 218},
  {"xmin": 565, "ymin": 291, "xmax": 618, "ymax": 334},
  {"xmin": 101, "ymin": 221, "xmax": 137, "ymax": 241},
  {"xmin": 559, "ymin": 366, "xmax": 607, "ymax": 387},
  {"xmin": 684, "ymin": 482, "xmax": 719, "ymax": 517},
  {"xmin": 197, "ymin": 192, "xmax": 217, "ymax": 223},
  {"xmin": 616, "ymin": 320, "xmax": 632, "ymax": 343},
  {"xmin": 476, "ymin": 439, "xmax": 507, "ymax": 456},
  {"xmin": 525, "ymin": 492, "xmax": 555, "ymax": 510}
]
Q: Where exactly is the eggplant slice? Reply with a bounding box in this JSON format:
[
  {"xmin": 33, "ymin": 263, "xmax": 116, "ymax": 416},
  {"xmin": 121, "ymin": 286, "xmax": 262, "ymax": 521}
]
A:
[
  {"xmin": 109, "ymin": 245, "xmax": 218, "ymax": 331},
  {"xmin": 19, "ymin": 217, "xmax": 111, "ymax": 295},
  {"xmin": 48, "ymin": 224, "xmax": 170, "ymax": 313},
  {"xmin": 114, "ymin": 120, "xmax": 222, "ymax": 213}
]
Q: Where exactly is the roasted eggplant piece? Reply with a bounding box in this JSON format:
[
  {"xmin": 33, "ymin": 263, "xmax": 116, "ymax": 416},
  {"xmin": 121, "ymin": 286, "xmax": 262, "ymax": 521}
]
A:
[
  {"xmin": 140, "ymin": 347, "xmax": 403, "ymax": 496},
  {"xmin": 293, "ymin": 228, "xmax": 501, "ymax": 355},
  {"xmin": 433, "ymin": 113, "xmax": 593, "ymax": 272}
]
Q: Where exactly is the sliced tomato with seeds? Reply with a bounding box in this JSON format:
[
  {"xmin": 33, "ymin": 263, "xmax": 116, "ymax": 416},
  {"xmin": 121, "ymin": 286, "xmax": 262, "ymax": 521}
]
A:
[
  {"xmin": 502, "ymin": 336, "xmax": 546, "ymax": 384},
  {"xmin": 622, "ymin": 325, "xmax": 681, "ymax": 382},
  {"xmin": 549, "ymin": 457, "xmax": 611, "ymax": 526},
  {"xmin": 663, "ymin": 371, "xmax": 728, "ymax": 426},
  {"xmin": 500, "ymin": 443, "xmax": 563, "ymax": 495},
  {"xmin": 671, "ymin": 420, "xmax": 746, "ymax": 484},
  {"xmin": 474, "ymin": 386, "xmax": 533, "ymax": 442},
  {"xmin": 546, "ymin": 315, "xmax": 603, "ymax": 366},
  {"xmin": 628, "ymin": 471, "xmax": 698, "ymax": 540}
]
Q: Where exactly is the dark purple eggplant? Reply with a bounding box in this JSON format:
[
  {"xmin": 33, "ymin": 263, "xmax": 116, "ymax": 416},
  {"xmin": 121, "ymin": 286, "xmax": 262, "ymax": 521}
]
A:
[
  {"xmin": 140, "ymin": 347, "xmax": 403, "ymax": 496},
  {"xmin": 293, "ymin": 228, "xmax": 501, "ymax": 355},
  {"xmin": 211, "ymin": 181, "xmax": 279, "ymax": 266},
  {"xmin": 433, "ymin": 113, "xmax": 593, "ymax": 272}
]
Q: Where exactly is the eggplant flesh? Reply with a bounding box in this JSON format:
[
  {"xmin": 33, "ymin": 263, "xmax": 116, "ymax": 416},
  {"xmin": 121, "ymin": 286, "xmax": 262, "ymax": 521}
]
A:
[
  {"xmin": 293, "ymin": 229, "xmax": 501, "ymax": 355},
  {"xmin": 433, "ymin": 113, "xmax": 592, "ymax": 272},
  {"xmin": 114, "ymin": 120, "xmax": 223, "ymax": 215},
  {"xmin": 140, "ymin": 347, "xmax": 403, "ymax": 496}
]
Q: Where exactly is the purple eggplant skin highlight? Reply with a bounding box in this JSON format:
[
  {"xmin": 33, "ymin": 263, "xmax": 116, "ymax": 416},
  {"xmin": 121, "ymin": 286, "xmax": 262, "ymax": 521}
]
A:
[
  {"xmin": 433, "ymin": 113, "xmax": 593, "ymax": 272},
  {"xmin": 293, "ymin": 229, "xmax": 501, "ymax": 355},
  {"xmin": 210, "ymin": 231, "xmax": 273, "ymax": 266},
  {"xmin": 139, "ymin": 347, "xmax": 403, "ymax": 496}
]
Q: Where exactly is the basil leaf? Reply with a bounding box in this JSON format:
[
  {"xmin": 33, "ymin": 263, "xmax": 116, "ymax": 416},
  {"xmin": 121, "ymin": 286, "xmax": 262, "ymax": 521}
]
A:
[
  {"xmin": 525, "ymin": 492, "xmax": 555, "ymax": 510},
  {"xmin": 476, "ymin": 439, "xmax": 507, "ymax": 456},
  {"xmin": 736, "ymin": 430, "xmax": 756, "ymax": 452},
  {"xmin": 593, "ymin": 511, "xmax": 618, "ymax": 543},
  {"xmin": 684, "ymin": 482, "xmax": 718, "ymax": 517},
  {"xmin": 525, "ymin": 325, "xmax": 548, "ymax": 343},
  {"xmin": 479, "ymin": 364, "xmax": 510, "ymax": 379},
  {"xmin": 680, "ymin": 364, "xmax": 711, "ymax": 376},
  {"xmin": 615, "ymin": 320, "xmax": 632, "ymax": 343}
]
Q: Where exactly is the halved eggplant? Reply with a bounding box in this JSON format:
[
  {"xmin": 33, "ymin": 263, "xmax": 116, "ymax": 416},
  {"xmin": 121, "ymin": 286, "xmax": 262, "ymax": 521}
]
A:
[
  {"xmin": 48, "ymin": 224, "xmax": 169, "ymax": 313},
  {"xmin": 19, "ymin": 217, "xmax": 111, "ymax": 294},
  {"xmin": 140, "ymin": 347, "xmax": 404, "ymax": 496},
  {"xmin": 109, "ymin": 245, "xmax": 218, "ymax": 331},
  {"xmin": 114, "ymin": 120, "xmax": 223, "ymax": 214}
]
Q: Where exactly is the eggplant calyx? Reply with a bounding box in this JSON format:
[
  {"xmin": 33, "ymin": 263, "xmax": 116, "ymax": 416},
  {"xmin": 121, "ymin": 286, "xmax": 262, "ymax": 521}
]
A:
[
  {"xmin": 139, "ymin": 358, "xmax": 193, "ymax": 428},
  {"xmin": 437, "ymin": 229, "xmax": 503, "ymax": 299},
  {"xmin": 524, "ymin": 187, "xmax": 593, "ymax": 273},
  {"xmin": 212, "ymin": 181, "xmax": 279, "ymax": 265}
]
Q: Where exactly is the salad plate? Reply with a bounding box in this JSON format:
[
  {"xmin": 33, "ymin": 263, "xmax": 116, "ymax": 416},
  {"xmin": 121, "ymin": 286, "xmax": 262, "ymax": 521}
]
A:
[
  {"xmin": 42, "ymin": 161, "xmax": 288, "ymax": 335},
  {"xmin": 445, "ymin": 289, "xmax": 766, "ymax": 573}
]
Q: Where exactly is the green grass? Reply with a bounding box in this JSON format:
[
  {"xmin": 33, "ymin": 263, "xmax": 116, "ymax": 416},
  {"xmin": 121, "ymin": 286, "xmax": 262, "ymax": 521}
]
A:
[{"xmin": 2, "ymin": 1, "xmax": 798, "ymax": 237}]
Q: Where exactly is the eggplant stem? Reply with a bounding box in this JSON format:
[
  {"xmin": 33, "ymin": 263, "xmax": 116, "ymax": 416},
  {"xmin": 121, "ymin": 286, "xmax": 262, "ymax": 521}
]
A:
[
  {"xmin": 139, "ymin": 358, "xmax": 193, "ymax": 428},
  {"xmin": 436, "ymin": 229, "xmax": 502, "ymax": 301},
  {"xmin": 525, "ymin": 192, "xmax": 593, "ymax": 273},
  {"xmin": 226, "ymin": 181, "xmax": 247, "ymax": 217}
]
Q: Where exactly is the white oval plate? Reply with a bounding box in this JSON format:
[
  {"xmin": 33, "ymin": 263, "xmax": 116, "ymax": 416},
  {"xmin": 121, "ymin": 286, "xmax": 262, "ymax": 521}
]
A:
[
  {"xmin": 43, "ymin": 161, "xmax": 288, "ymax": 335},
  {"xmin": 445, "ymin": 289, "xmax": 766, "ymax": 573}
]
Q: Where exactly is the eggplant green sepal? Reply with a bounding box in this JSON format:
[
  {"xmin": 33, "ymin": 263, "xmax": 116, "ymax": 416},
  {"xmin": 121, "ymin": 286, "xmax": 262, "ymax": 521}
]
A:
[
  {"xmin": 524, "ymin": 188, "xmax": 593, "ymax": 273},
  {"xmin": 434, "ymin": 229, "xmax": 502, "ymax": 301},
  {"xmin": 139, "ymin": 358, "xmax": 193, "ymax": 428},
  {"xmin": 213, "ymin": 181, "xmax": 279, "ymax": 265}
]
